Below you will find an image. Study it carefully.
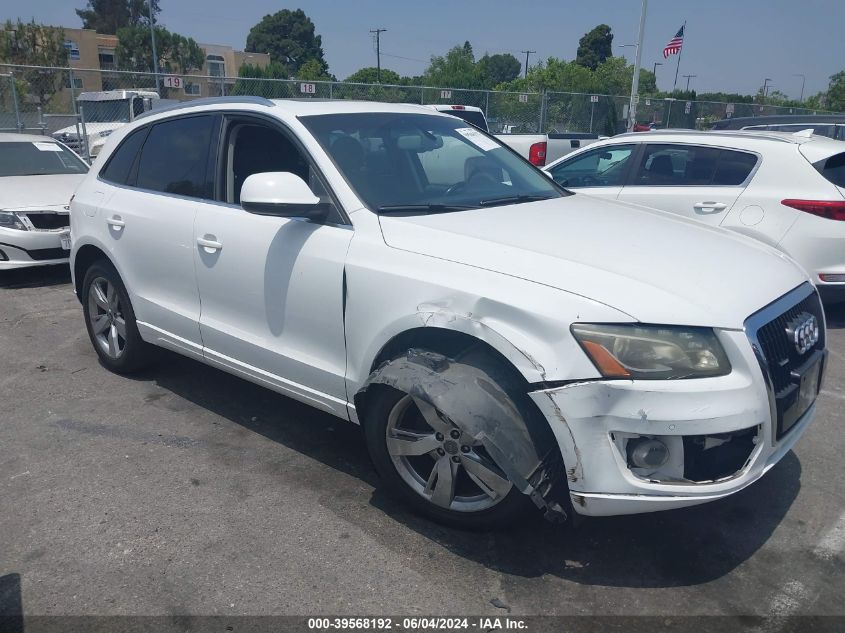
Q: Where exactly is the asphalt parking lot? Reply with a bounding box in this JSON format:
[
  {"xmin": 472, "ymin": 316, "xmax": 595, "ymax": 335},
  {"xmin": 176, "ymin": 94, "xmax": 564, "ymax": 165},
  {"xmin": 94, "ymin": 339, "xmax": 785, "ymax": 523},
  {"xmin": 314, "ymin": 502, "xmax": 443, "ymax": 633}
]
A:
[{"xmin": 1, "ymin": 265, "xmax": 844, "ymax": 620}]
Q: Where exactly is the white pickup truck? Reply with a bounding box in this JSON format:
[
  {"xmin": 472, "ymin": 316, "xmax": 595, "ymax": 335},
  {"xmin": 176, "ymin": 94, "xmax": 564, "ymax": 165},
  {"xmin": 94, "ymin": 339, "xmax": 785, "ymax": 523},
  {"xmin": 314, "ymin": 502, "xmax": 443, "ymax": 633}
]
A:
[{"xmin": 426, "ymin": 104, "xmax": 603, "ymax": 166}]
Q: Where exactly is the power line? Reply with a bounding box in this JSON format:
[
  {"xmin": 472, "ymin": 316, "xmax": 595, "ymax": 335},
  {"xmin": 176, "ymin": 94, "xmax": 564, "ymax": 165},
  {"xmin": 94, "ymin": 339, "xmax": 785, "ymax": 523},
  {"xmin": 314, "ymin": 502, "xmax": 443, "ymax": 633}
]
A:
[
  {"xmin": 520, "ymin": 50, "xmax": 536, "ymax": 78},
  {"xmin": 381, "ymin": 51, "xmax": 429, "ymax": 64},
  {"xmin": 369, "ymin": 28, "xmax": 387, "ymax": 83}
]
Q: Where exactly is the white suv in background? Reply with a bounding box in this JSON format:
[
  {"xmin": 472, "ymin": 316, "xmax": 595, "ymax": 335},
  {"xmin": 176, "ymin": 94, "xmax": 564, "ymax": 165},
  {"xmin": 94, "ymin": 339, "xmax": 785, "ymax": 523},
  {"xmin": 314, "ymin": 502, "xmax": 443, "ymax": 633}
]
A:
[
  {"xmin": 70, "ymin": 98, "xmax": 826, "ymax": 528},
  {"xmin": 544, "ymin": 129, "xmax": 845, "ymax": 303}
]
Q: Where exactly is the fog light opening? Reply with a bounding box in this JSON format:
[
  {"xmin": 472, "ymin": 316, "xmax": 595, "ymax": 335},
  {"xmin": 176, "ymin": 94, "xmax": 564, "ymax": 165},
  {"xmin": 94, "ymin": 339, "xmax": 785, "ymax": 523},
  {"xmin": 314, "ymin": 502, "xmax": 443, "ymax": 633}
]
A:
[{"xmin": 627, "ymin": 438, "xmax": 670, "ymax": 469}]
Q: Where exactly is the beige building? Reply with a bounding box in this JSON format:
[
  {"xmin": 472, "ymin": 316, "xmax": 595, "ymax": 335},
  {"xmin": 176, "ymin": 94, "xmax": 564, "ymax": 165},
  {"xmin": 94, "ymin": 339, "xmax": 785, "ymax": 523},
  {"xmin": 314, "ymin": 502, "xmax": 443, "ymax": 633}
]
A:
[{"xmin": 61, "ymin": 27, "xmax": 271, "ymax": 99}]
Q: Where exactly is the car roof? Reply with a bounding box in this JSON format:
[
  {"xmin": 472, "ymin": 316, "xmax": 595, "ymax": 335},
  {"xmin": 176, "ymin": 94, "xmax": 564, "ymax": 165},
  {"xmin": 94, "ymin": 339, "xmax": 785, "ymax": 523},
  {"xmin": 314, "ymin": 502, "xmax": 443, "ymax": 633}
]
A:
[
  {"xmin": 425, "ymin": 104, "xmax": 485, "ymax": 113},
  {"xmin": 134, "ymin": 96, "xmax": 445, "ymax": 124},
  {"xmin": 544, "ymin": 128, "xmax": 845, "ymax": 169},
  {"xmin": 713, "ymin": 114, "xmax": 845, "ymax": 129},
  {"xmin": 0, "ymin": 133, "xmax": 62, "ymax": 144}
]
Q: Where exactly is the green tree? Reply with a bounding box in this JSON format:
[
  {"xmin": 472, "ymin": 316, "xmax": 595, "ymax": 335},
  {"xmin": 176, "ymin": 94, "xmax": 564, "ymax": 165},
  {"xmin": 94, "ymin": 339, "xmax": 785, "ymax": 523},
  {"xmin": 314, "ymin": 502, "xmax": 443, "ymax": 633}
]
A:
[
  {"xmin": 231, "ymin": 62, "xmax": 294, "ymax": 98},
  {"xmin": 0, "ymin": 19, "xmax": 69, "ymax": 107},
  {"xmin": 423, "ymin": 44, "xmax": 481, "ymax": 88},
  {"xmin": 345, "ymin": 67, "xmax": 401, "ymax": 85},
  {"xmin": 575, "ymin": 24, "xmax": 613, "ymax": 71},
  {"xmin": 295, "ymin": 58, "xmax": 333, "ymax": 81},
  {"xmin": 825, "ymin": 71, "xmax": 845, "ymax": 112},
  {"xmin": 245, "ymin": 9, "xmax": 329, "ymax": 78},
  {"xmin": 116, "ymin": 25, "xmax": 203, "ymax": 74},
  {"xmin": 76, "ymin": 0, "xmax": 160, "ymax": 34},
  {"xmin": 477, "ymin": 53, "xmax": 521, "ymax": 88}
]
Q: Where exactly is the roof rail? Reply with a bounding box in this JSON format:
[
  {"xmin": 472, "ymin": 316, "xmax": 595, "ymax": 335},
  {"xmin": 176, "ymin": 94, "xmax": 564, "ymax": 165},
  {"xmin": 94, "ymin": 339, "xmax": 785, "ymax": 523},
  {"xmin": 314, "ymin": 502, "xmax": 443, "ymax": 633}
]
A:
[
  {"xmin": 134, "ymin": 95, "xmax": 275, "ymax": 121},
  {"xmin": 613, "ymin": 129, "xmax": 798, "ymax": 143}
]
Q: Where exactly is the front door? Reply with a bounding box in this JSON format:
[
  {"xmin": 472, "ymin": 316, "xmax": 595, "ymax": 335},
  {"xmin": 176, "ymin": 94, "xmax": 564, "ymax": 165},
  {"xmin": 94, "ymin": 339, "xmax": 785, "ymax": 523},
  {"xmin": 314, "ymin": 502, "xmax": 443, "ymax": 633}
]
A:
[{"xmin": 193, "ymin": 118, "xmax": 353, "ymax": 417}]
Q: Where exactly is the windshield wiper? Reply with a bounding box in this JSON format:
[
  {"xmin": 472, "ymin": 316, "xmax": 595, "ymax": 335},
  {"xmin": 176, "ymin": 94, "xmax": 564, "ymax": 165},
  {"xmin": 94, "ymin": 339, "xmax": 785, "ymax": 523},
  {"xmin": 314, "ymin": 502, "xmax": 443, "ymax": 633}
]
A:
[
  {"xmin": 377, "ymin": 204, "xmax": 479, "ymax": 214},
  {"xmin": 478, "ymin": 194, "xmax": 555, "ymax": 207}
]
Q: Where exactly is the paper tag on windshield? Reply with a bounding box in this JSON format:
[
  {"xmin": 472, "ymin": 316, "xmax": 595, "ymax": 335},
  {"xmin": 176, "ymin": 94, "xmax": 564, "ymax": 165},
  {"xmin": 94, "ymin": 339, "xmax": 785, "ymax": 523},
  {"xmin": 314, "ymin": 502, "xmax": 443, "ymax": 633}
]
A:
[
  {"xmin": 33, "ymin": 142, "xmax": 63, "ymax": 152},
  {"xmin": 455, "ymin": 127, "xmax": 500, "ymax": 152}
]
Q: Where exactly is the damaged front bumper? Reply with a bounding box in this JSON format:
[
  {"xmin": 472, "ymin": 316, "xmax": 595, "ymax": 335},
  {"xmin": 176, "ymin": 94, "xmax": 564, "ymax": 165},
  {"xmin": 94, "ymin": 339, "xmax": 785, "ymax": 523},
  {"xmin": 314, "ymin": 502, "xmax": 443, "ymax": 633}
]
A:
[{"xmin": 529, "ymin": 329, "xmax": 817, "ymax": 517}]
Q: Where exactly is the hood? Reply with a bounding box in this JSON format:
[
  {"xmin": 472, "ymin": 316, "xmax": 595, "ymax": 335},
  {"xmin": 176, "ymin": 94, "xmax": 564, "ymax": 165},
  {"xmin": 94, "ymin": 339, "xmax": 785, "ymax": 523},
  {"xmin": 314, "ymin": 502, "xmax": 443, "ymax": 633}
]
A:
[
  {"xmin": 378, "ymin": 195, "xmax": 808, "ymax": 329},
  {"xmin": 0, "ymin": 174, "xmax": 85, "ymax": 210},
  {"xmin": 53, "ymin": 122, "xmax": 123, "ymax": 139}
]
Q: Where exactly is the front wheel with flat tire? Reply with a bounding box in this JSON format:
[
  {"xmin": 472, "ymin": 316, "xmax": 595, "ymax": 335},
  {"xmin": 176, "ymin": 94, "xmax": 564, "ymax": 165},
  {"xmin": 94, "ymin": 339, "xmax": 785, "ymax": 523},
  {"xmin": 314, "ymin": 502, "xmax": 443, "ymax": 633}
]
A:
[{"xmin": 81, "ymin": 260, "xmax": 153, "ymax": 373}]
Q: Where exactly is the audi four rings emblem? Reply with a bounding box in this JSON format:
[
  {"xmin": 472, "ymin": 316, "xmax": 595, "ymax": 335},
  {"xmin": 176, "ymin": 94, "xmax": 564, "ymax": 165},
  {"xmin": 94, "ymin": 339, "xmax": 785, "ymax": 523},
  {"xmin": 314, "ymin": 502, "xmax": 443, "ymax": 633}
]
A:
[{"xmin": 787, "ymin": 313, "xmax": 819, "ymax": 355}]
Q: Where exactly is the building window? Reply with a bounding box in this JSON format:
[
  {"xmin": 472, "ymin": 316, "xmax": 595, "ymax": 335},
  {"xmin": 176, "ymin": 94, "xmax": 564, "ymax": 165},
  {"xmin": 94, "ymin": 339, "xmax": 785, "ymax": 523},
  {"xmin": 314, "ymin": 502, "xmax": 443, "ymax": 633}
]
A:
[
  {"xmin": 64, "ymin": 40, "xmax": 80, "ymax": 61},
  {"xmin": 66, "ymin": 76, "xmax": 84, "ymax": 89},
  {"xmin": 206, "ymin": 55, "xmax": 226, "ymax": 96},
  {"xmin": 184, "ymin": 81, "xmax": 201, "ymax": 96},
  {"xmin": 98, "ymin": 47, "xmax": 116, "ymax": 70}
]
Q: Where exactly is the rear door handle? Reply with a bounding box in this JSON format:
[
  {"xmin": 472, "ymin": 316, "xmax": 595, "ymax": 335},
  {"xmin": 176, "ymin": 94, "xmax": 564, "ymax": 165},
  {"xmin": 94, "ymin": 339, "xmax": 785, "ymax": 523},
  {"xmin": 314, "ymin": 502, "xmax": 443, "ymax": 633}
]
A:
[
  {"xmin": 106, "ymin": 215, "xmax": 125, "ymax": 229},
  {"xmin": 693, "ymin": 201, "xmax": 728, "ymax": 213},
  {"xmin": 197, "ymin": 235, "xmax": 223, "ymax": 253}
]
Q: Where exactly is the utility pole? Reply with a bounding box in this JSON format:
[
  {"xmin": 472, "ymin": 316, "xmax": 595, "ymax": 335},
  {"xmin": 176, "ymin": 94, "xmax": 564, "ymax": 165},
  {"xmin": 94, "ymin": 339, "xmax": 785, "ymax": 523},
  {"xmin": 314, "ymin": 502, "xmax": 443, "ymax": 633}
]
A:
[
  {"xmin": 369, "ymin": 28, "xmax": 387, "ymax": 83},
  {"xmin": 521, "ymin": 50, "xmax": 536, "ymax": 78},
  {"xmin": 627, "ymin": 0, "xmax": 647, "ymax": 132},
  {"xmin": 793, "ymin": 73, "xmax": 806, "ymax": 102},
  {"xmin": 683, "ymin": 74, "xmax": 697, "ymax": 91},
  {"xmin": 652, "ymin": 61, "xmax": 662, "ymax": 77},
  {"xmin": 148, "ymin": 0, "xmax": 161, "ymax": 93}
]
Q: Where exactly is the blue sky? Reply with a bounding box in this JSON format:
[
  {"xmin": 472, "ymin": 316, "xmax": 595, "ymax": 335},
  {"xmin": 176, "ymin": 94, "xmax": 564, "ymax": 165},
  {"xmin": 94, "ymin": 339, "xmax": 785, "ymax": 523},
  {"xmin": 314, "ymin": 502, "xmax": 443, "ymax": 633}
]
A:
[{"xmin": 19, "ymin": 0, "xmax": 845, "ymax": 97}]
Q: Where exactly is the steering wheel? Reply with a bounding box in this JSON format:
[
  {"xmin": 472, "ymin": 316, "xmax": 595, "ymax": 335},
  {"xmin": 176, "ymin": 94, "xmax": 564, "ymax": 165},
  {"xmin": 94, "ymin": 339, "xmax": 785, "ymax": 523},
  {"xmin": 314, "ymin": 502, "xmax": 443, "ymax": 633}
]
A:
[{"xmin": 444, "ymin": 170, "xmax": 497, "ymax": 197}]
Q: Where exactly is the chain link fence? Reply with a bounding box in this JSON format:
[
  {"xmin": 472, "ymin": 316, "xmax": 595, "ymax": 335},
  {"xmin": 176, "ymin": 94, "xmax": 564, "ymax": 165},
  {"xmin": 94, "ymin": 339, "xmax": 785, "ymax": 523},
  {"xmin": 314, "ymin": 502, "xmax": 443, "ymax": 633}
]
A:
[{"xmin": 1, "ymin": 64, "xmax": 839, "ymax": 159}]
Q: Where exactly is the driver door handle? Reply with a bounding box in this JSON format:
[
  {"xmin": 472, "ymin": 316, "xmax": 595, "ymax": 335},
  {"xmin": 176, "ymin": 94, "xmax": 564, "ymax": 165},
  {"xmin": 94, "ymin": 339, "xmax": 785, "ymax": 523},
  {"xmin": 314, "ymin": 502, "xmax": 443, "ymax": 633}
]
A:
[
  {"xmin": 106, "ymin": 215, "xmax": 125, "ymax": 229},
  {"xmin": 693, "ymin": 201, "xmax": 728, "ymax": 213},
  {"xmin": 197, "ymin": 236, "xmax": 223, "ymax": 252}
]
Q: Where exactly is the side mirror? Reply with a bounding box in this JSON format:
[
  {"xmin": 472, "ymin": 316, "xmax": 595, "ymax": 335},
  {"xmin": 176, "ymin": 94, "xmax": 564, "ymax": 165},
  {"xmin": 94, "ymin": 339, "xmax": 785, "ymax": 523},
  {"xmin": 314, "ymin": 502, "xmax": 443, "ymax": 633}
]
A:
[{"xmin": 241, "ymin": 172, "xmax": 329, "ymax": 221}]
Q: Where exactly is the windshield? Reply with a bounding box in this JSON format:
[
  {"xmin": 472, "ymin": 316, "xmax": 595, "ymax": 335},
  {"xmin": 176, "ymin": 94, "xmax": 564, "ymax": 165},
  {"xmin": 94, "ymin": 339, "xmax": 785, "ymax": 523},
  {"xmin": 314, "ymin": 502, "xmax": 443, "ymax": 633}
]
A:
[
  {"xmin": 441, "ymin": 109, "xmax": 488, "ymax": 132},
  {"xmin": 300, "ymin": 112, "xmax": 565, "ymax": 213},
  {"xmin": 0, "ymin": 141, "xmax": 89, "ymax": 176},
  {"xmin": 78, "ymin": 99, "xmax": 131, "ymax": 123}
]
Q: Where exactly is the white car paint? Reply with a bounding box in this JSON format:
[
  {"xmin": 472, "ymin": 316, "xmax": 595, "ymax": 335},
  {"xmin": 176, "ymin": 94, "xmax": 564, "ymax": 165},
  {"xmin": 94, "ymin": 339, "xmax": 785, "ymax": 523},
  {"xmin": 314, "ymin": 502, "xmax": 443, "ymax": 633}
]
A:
[
  {"xmin": 0, "ymin": 134, "xmax": 87, "ymax": 270},
  {"xmin": 544, "ymin": 129, "xmax": 845, "ymax": 302},
  {"xmin": 70, "ymin": 99, "xmax": 825, "ymax": 519}
]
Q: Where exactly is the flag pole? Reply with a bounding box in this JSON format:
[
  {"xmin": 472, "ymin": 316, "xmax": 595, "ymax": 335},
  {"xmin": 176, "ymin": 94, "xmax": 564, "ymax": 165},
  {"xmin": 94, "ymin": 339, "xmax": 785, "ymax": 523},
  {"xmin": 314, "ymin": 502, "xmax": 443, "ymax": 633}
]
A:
[{"xmin": 672, "ymin": 20, "xmax": 686, "ymax": 93}]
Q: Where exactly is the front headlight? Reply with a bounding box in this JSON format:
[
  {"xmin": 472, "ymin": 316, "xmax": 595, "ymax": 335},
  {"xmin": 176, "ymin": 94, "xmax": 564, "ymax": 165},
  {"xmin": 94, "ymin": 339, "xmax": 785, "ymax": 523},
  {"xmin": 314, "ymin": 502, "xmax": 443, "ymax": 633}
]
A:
[
  {"xmin": 571, "ymin": 323, "xmax": 731, "ymax": 379},
  {"xmin": 0, "ymin": 210, "xmax": 27, "ymax": 231}
]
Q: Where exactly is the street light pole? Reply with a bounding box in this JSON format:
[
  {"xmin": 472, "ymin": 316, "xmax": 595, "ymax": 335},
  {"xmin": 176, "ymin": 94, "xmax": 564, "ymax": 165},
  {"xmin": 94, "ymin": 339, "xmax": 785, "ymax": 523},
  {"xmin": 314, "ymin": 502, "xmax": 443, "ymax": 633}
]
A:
[
  {"xmin": 762, "ymin": 77, "xmax": 772, "ymax": 102},
  {"xmin": 793, "ymin": 73, "xmax": 806, "ymax": 102},
  {"xmin": 148, "ymin": 0, "xmax": 161, "ymax": 93},
  {"xmin": 627, "ymin": 0, "xmax": 648, "ymax": 132},
  {"xmin": 652, "ymin": 61, "xmax": 662, "ymax": 76}
]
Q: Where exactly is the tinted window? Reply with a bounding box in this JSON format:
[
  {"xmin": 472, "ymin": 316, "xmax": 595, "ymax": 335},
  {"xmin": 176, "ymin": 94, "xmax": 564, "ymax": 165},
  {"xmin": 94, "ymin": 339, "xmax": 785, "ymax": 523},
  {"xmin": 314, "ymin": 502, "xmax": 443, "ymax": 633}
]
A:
[
  {"xmin": 136, "ymin": 115, "xmax": 215, "ymax": 198},
  {"xmin": 636, "ymin": 145, "xmax": 721, "ymax": 186},
  {"xmin": 443, "ymin": 109, "xmax": 488, "ymax": 132},
  {"xmin": 712, "ymin": 150, "xmax": 758, "ymax": 185},
  {"xmin": 100, "ymin": 127, "xmax": 147, "ymax": 185},
  {"xmin": 817, "ymin": 152, "xmax": 845, "ymax": 188},
  {"xmin": 0, "ymin": 141, "xmax": 88, "ymax": 177},
  {"xmin": 548, "ymin": 145, "xmax": 634, "ymax": 187}
]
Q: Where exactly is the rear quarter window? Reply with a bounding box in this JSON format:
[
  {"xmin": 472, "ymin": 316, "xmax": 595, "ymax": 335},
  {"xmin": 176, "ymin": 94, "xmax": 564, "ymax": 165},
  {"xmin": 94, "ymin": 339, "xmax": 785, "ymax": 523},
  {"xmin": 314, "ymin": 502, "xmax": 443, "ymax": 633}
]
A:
[
  {"xmin": 99, "ymin": 127, "xmax": 148, "ymax": 185},
  {"xmin": 712, "ymin": 150, "xmax": 758, "ymax": 185},
  {"xmin": 817, "ymin": 152, "xmax": 845, "ymax": 188}
]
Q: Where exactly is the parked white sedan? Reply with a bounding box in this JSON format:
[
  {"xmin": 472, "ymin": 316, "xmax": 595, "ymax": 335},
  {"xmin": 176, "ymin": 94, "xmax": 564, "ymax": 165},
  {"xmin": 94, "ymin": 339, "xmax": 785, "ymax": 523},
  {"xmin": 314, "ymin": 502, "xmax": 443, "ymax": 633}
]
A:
[
  {"xmin": 544, "ymin": 129, "xmax": 845, "ymax": 302},
  {"xmin": 0, "ymin": 134, "xmax": 88, "ymax": 270}
]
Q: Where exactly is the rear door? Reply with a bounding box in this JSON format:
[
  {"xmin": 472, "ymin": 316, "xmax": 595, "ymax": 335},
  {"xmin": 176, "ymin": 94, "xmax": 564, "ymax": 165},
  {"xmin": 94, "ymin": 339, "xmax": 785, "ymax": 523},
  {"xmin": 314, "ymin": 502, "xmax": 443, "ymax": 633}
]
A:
[
  {"xmin": 617, "ymin": 143, "xmax": 758, "ymax": 227},
  {"xmin": 545, "ymin": 144, "xmax": 637, "ymax": 200},
  {"xmin": 98, "ymin": 114, "xmax": 218, "ymax": 354}
]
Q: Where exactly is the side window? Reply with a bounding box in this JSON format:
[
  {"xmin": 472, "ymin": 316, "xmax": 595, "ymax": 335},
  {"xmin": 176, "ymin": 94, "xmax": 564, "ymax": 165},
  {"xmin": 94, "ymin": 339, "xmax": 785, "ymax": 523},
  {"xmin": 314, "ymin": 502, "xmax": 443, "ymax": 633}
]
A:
[
  {"xmin": 136, "ymin": 115, "xmax": 215, "ymax": 198},
  {"xmin": 548, "ymin": 145, "xmax": 634, "ymax": 187},
  {"xmin": 99, "ymin": 127, "xmax": 148, "ymax": 185},
  {"xmin": 225, "ymin": 121, "xmax": 342, "ymax": 223},
  {"xmin": 635, "ymin": 144, "xmax": 720, "ymax": 186},
  {"xmin": 712, "ymin": 150, "xmax": 758, "ymax": 185}
]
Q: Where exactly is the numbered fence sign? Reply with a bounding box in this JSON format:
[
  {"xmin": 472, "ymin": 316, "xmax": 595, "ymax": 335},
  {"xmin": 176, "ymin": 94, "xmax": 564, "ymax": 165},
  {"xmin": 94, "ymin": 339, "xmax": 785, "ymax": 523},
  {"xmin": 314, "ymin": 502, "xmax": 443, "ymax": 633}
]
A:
[
  {"xmin": 440, "ymin": 90, "xmax": 452, "ymax": 99},
  {"xmin": 590, "ymin": 95, "xmax": 599, "ymax": 103},
  {"xmin": 300, "ymin": 83, "xmax": 317, "ymax": 94},
  {"xmin": 163, "ymin": 76, "xmax": 182, "ymax": 89},
  {"xmin": 518, "ymin": 94, "xmax": 529, "ymax": 103},
  {"xmin": 684, "ymin": 101, "xmax": 692, "ymax": 114}
]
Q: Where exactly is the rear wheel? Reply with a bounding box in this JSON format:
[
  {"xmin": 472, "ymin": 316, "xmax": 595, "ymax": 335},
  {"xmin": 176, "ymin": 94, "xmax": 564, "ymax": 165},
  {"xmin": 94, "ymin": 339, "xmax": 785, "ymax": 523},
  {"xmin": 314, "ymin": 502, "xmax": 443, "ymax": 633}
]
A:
[
  {"xmin": 363, "ymin": 354, "xmax": 536, "ymax": 530},
  {"xmin": 81, "ymin": 261, "xmax": 153, "ymax": 373}
]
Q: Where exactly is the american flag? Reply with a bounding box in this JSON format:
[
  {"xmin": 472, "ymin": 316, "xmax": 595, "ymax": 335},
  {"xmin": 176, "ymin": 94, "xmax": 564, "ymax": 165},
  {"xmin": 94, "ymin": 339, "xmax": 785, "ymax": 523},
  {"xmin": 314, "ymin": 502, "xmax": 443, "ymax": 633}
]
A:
[{"xmin": 663, "ymin": 25, "xmax": 685, "ymax": 58}]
